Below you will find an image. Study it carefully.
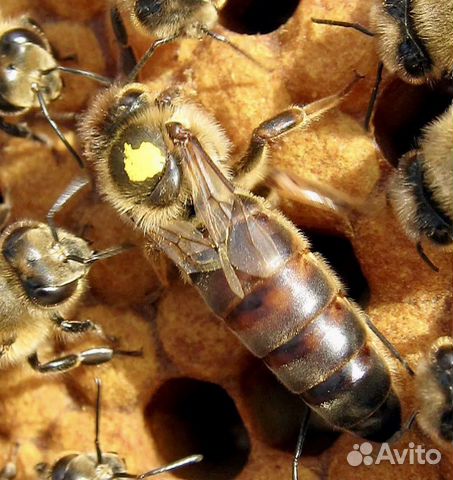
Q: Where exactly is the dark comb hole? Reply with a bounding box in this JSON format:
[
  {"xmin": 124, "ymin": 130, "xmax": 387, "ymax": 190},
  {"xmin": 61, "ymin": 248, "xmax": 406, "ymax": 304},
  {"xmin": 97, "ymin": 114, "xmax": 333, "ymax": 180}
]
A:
[
  {"xmin": 240, "ymin": 360, "xmax": 341, "ymax": 456},
  {"xmin": 303, "ymin": 230, "xmax": 370, "ymax": 308},
  {"xmin": 146, "ymin": 378, "xmax": 250, "ymax": 480},
  {"xmin": 373, "ymin": 78, "xmax": 453, "ymax": 167},
  {"xmin": 219, "ymin": 0, "xmax": 300, "ymax": 34}
]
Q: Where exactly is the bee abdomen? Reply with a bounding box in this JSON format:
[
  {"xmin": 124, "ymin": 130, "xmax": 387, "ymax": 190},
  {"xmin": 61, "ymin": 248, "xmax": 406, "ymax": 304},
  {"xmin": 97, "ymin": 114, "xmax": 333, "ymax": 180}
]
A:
[
  {"xmin": 225, "ymin": 250, "xmax": 400, "ymax": 439},
  {"xmin": 225, "ymin": 251, "xmax": 340, "ymax": 357},
  {"xmin": 263, "ymin": 295, "xmax": 367, "ymax": 394}
]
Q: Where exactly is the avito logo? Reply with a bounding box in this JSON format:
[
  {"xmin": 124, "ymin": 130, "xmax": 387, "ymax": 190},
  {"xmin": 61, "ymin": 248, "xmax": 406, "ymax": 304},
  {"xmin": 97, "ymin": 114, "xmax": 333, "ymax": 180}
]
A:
[{"xmin": 347, "ymin": 442, "xmax": 442, "ymax": 466}]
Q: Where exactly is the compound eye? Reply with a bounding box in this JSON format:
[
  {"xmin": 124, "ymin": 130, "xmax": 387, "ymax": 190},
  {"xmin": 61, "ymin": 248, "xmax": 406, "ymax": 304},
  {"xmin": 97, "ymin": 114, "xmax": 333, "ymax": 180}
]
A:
[
  {"xmin": 398, "ymin": 39, "xmax": 432, "ymax": 78},
  {"xmin": 105, "ymin": 90, "xmax": 147, "ymax": 136},
  {"xmin": 50, "ymin": 455, "xmax": 78, "ymax": 480},
  {"xmin": 135, "ymin": 0, "xmax": 164, "ymax": 22},
  {"xmin": 24, "ymin": 277, "xmax": 78, "ymax": 306},
  {"xmin": 426, "ymin": 225, "xmax": 453, "ymax": 246},
  {"xmin": 118, "ymin": 90, "xmax": 144, "ymax": 113},
  {"xmin": 0, "ymin": 28, "xmax": 46, "ymax": 53},
  {"xmin": 436, "ymin": 346, "xmax": 453, "ymax": 372}
]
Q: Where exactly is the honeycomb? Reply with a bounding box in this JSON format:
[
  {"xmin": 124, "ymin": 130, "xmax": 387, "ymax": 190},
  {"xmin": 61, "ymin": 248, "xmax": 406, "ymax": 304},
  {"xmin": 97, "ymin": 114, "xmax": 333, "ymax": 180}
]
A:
[{"xmin": 0, "ymin": 0, "xmax": 452, "ymax": 479}]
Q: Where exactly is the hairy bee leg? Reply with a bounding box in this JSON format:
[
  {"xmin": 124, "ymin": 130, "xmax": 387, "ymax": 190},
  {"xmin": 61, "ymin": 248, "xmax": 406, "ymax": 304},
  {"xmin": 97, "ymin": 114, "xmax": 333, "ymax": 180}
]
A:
[
  {"xmin": 364, "ymin": 316, "xmax": 415, "ymax": 377},
  {"xmin": 110, "ymin": 7, "xmax": 138, "ymax": 77},
  {"xmin": 293, "ymin": 407, "xmax": 311, "ymax": 480},
  {"xmin": 0, "ymin": 118, "xmax": 45, "ymax": 144},
  {"xmin": 265, "ymin": 169, "xmax": 360, "ymax": 231},
  {"xmin": 154, "ymin": 87, "xmax": 181, "ymax": 110},
  {"xmin": 234, "ymin": 77, "xmax": 361, "ymax": 187},
  {"xmin": 27, "ymin": 348, "xmax": 142, "ymax": 374}
]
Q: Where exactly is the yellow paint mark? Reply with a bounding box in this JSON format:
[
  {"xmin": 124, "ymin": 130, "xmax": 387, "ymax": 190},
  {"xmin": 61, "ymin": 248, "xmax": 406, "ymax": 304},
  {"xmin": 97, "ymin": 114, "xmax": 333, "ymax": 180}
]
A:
[{"xmin": 123, "ymin": 142, "xmax": 165, "ymax": 182}]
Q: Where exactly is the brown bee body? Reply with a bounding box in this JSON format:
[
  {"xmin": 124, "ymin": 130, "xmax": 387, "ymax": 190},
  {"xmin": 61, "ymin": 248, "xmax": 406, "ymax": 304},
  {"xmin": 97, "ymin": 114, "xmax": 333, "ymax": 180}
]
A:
[
  {"xmin": 81, "ymin": 81, "xmax": 403, "ymax": 443},
  {"xmin": 389, "ymin": 104, "xmax": 453, "ymax": 248},
  {"xmin": 416, "ymin": 336, "xmax": 453, "ymax": 451},
  {"xmin": 188, "ymin": 195, "xmax": 400, "ymax": 441}
]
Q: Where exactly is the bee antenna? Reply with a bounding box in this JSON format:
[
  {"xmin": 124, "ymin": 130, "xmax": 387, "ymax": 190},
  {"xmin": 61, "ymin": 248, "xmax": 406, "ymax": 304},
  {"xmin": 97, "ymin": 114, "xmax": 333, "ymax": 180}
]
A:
[
  {"xmin": 57, "ymin": 66, "xmax": 113, "ymax": 86},
  {"xmin": 32, "ymin": 85, "xmax": 85, "ymax": 168},
  {"xmin": 47, "ymin": 177, "xmax": 90, "ymax": 243},
  {"xmin": 416, "ymin": 241, "xmax": 440, "ymax": 272},
  {"xmin": 199, "ymin": 27, "xmax": 267, "ymax": 71},
  {"xmin": 311, "ymin": 18, "xmax": 375, "ymax": 37},
  {"xmin": 127, "ymin": 35, "xmax": 180, "ymax": 83},
  {"xmin": 66, "ymin": 244, "xmax": 134, "ymax": 265},
  {"xmin": 364, "ymin": 62, "xmax": 384, "ymax": 131},
  {"xmin": 113, "ymin": 454, "xmax": 203, "ymax": 479},
  {"xmin": 94, "ymin": 378, "xmax": 103, "ymax": 465}
]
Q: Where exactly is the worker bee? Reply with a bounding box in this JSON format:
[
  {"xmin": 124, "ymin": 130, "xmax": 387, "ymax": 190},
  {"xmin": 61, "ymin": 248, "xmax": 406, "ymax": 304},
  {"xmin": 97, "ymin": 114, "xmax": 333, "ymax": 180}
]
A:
[
  {"xmin": 0, "ymin": 177, "xmax": 140, "ymax": 373},
  {"xmin": 0, "ymin": 15, "xmax": 111, "ymax": 167},
  {"xmin": 80, "ymin": 76, "xmax": 413, "ymax": 470},
  {"xmin": 35, "ymin": 378, "xmax": 202, "ymax": 480},
  {"xmin": 312, "ymin": 0, "xmax": 453, "ymax": 128},
  {"xmin": 388, "ymin": 103, "xmax": 453, "ymax": 270},
  {"xmin": 110, "ymin": 0, "xmax": 259, "ymax": 80},
  {"xmin": 415, "ymin": 336, "xmax": 453, "ymax": 451}
]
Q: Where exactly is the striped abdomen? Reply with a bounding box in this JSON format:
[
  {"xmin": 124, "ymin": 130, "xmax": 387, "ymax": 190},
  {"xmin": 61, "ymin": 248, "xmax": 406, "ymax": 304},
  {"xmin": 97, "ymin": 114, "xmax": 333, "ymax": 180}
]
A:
[{"xmin": 190, "ymin": 216, "xmax": 401, "ymax": 441}]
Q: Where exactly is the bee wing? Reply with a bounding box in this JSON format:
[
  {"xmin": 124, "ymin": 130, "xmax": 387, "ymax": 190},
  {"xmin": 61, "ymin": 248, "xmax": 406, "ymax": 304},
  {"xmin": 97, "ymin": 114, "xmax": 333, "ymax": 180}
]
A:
[
  {"xmin": 227, "ymin": 196, "xmax": 283, "ymax": 278},
  {"xmin": 177, "ymin": 134, "xmax": 282, "ymax": 296},
  {"xmin": 151, "ymin": 221, "xmax": 220, "ymax": 275},
  {"xmin": 179, "ymin": 135, "xmax": 235, "ymax": 245}
]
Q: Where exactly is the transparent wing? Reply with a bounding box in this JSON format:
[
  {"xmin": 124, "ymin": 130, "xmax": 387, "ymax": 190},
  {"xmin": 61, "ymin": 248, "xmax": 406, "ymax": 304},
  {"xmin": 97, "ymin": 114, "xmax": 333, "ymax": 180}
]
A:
[
  {"xmin": 168, "ymin": 125, "xmax": 285, "ymax": 297},
  {"xmin": 151, "ymin": 221, "xmax": 220, "ymax": 275}
]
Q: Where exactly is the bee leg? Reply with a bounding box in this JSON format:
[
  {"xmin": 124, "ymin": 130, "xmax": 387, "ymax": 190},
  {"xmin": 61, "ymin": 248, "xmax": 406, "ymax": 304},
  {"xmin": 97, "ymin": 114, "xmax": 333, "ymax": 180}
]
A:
[
  {"xmin": 27, "ymin": 348, "xmax": 142, "ymax": 374},
  {"xmin": 52, "ymin": 313, "xmax": 109, "ymax": 340},
  {"xmin": 155, "ymin": 88, "xmax": 182, "ymax": 110},
  {"xmin": 364, "ymin": 316, "xmax": 415, "ymax": 377},
  {"xmin": 292, "ymin": 406, "xmax": 311, "ymax": 480},
  {"xmin": 0, "ymin": 118, "xmax": 46, "ymax": 144},
  {"xmin": 110, "ymin": 7, "xmax": 138, "ymax": 77},
  {"xmin": 234, "ymin": 75, "xmax": 362, "ymax": 190}
]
